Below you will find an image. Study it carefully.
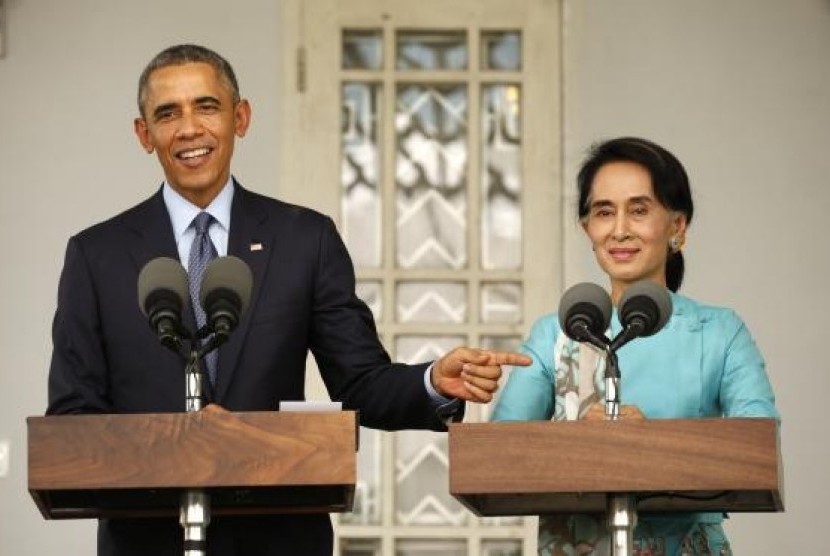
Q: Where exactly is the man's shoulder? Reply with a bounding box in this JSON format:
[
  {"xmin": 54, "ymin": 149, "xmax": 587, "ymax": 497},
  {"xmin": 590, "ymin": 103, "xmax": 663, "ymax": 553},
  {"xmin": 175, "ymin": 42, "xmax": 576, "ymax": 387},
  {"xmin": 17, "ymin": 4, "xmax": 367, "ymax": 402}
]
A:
[
  {"xmin": 235, "ymin": 186, "xmax": 333, "ymax": 228},
  {"xmin": 71, "ymin": 190, "xmax": 162, "ymax": 245}
]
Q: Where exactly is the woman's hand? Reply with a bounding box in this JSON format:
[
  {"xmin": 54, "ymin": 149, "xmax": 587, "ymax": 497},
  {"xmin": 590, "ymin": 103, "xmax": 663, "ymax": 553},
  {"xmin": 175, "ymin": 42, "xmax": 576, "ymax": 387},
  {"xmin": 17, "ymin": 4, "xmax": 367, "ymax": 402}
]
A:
[{"xmin": 582, "ymin": 402, "xmax": 645, "ymax": 421}]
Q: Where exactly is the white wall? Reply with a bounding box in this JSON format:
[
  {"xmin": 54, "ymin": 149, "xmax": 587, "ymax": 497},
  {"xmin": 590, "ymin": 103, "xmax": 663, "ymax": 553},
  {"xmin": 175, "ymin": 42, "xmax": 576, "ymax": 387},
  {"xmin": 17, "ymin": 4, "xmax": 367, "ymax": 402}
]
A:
[
  {"xmin": 563, "ymin": 1, "xmax": 830, "ymax": 554},
  {"xmin": 0, "ymin": 1, "xmax": 827, "ymax": 554}
]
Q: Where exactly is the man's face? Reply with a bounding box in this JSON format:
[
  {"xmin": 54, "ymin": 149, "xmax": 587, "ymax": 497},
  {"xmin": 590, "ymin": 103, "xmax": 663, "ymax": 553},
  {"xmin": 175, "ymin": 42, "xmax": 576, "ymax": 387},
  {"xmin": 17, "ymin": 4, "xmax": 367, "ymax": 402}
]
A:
[{"xmin": 134, "ymin": 62, "xmax": 250, "ymax": 208}]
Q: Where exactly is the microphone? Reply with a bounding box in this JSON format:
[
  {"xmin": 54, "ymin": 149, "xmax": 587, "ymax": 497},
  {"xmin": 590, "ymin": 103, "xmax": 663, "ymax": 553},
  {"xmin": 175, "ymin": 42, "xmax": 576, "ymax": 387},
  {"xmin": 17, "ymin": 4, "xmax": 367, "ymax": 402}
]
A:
[
  {"xmin": 558, "ymin": 283, "xmax": 613, "ymax": 349},
  {"xmin": 610, "ymin": 280, "xmax": 673, "ymax": 351},
  {"xmin": 198, "ymin": 256, "xmax": 253, "ymax": 346},
  {"xmin": 137, "ymin": 257, "xmax": 190, "ymax": 351}
]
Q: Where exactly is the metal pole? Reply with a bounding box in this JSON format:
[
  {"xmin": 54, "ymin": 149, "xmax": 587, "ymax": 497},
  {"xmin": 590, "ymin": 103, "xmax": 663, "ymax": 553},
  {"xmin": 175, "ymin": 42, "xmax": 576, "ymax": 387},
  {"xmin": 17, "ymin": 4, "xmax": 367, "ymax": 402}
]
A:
[
  {"xmin": 185, "ymin": 351, "xmax": 205, "ymax": 413},
  {"xmin": 181, "ymin": 489, "xmax": 210, "ymax": 556},
  {"xmin": 605, "ymin": 374, "xmax": 620, "ymax": 420},
  {"xmin": 604, "ymin": 348, "xmax": 636, "ymax": 556},
  {"xmin": 604, "ymin": 347, "xmax": 621, "ymax": 420},
  {"xmin": 180, "ymin": 350, "xmax": 210, "ymax": 556},
  {"xmin": 608, "ymin": 494, "xmax": 636, "ymax": 556}
]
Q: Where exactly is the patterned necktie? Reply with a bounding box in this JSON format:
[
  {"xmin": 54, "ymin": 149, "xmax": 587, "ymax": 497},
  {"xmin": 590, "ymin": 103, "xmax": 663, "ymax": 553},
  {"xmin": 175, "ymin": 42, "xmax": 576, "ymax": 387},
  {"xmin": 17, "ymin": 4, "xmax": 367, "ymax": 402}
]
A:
[{"xmin": 188, "ymin": 211, "xmax": 218, "ymax": 384}]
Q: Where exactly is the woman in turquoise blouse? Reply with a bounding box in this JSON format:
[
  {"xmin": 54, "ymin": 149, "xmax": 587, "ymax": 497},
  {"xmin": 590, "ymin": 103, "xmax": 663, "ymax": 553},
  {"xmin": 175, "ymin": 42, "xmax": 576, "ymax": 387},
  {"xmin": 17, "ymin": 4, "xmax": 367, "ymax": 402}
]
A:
[{"xmin": 491, "ymin": 137, "xmax": 778, "ymax": 555}]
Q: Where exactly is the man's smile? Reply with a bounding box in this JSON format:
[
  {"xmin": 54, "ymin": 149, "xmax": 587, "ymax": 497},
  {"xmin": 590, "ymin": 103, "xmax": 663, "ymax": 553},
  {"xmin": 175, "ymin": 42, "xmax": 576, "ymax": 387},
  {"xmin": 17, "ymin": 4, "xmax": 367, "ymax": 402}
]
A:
[{"xmin": 175, "ymin": 146, "xmax": 214, "ymax": 167}]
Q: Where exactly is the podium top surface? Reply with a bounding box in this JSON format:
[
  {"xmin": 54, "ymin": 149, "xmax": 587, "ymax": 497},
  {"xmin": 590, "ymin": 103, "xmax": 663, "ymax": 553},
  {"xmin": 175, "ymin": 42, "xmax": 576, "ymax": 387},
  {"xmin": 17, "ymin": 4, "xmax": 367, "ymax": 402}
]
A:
[
  {"xmin": 449, "ymin": 418, "xmax": 783, "ymax": 516},
  {"xmin": 28, "ymin": 409, "xmax": 358, "ymax": 519}
]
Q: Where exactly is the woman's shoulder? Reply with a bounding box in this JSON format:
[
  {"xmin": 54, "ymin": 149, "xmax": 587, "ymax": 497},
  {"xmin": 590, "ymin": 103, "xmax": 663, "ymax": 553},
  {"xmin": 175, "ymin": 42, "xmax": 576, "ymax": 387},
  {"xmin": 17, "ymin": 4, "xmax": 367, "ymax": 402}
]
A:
[
  {"xmin": 527, "ymin": 311, "xmax": 563, "ymax": 338},
  {"xmin": 671, "ymin": 293, "xmax": 748, "ymax": 335},
  {"xmin": 516, "ymin": 312, "xmax": 570, "ymax": 355}
]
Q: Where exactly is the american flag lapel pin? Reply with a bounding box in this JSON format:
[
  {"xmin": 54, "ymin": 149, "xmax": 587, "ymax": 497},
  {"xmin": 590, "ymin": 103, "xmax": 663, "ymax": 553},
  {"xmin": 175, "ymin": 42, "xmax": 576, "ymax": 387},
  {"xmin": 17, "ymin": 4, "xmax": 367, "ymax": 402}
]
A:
[{"xmin": 250, "ymin": 242, "xmax": 263, "ymax": 252}]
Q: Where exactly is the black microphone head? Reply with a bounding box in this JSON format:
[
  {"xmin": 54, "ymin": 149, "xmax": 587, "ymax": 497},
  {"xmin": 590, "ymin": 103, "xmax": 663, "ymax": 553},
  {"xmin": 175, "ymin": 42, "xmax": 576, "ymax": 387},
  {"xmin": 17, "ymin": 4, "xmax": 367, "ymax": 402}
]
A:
[
  {"xmin": 199, "ymin": 256, "xmax": 254, "ymax": 334},
  {"xmin": 618, "ymin": 280, "xmax": 673, "ymax": 337},
  {"xmin": 137, "ymin": 257, "xmax": 189, "ymax": 318},
  {"xmin": 558, "ymin": 282, "xmax": 612, "ymax": 342}
]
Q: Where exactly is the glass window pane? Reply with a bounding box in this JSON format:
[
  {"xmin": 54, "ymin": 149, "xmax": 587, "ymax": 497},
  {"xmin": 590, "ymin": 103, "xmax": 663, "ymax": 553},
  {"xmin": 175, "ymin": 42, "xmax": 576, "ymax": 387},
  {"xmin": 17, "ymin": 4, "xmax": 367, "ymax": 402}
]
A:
[
  {"xmin": 396, "ymin": 84, "xmax": 468, "ymax": 269},
  {"xmin": 481, "ymin": 539, "xmax": 522, "ymax": 555},
  {"xmin": 356, "ymin": 281, "xmax": 382, "ymax": 322},
  {"xmin": 396, "ymin": 30, "xmax": 467, "ymax": 70},
  {"xmin": 339, "ymin": 426, "xmax": 382, "ymax": 525},
  {"xmin": 394, "ymin": 430, "xmax": 467, "ymax": 526},
  {"xmin": 341, "ymin": 537, "xmax": 381, "ymax": 556},
  {"xmin": 342, "ymin": 82, "xmax": 382, "ymax": 268},
  {"xmin": 479, "ymin": 336, "xmax": 521, "ymax": 352},
  {"xmin": 480, "ymin": 514, "xmax": 523, "ymax": 527},
  {"xmin": 396, "ymin": 539, "xmax": 466, "ymax": 555},
  {"xmin": 395, "ymin": 335, "xmax": 466, "ymax": 365},
  {"xmin": 481, "ymin": 84, "xmax": 522, "ymax": 270},
  {"xmin": 394, "ymin": 336, "xmax": 469, "ymax": 527},
  {"xmin": 397, "ymin": 282, "xmax": 467, "ymax": 323},
  {"xmin": 343, "ymin": 29, "xmax": 383, "ymax": 70},
  {"xmin": 481, "ymin": 31, "xmax": 522, "ymax": 71},
  {"xmin": 480, "ymin": 282, "xmax": 522, "ymax": 324}
]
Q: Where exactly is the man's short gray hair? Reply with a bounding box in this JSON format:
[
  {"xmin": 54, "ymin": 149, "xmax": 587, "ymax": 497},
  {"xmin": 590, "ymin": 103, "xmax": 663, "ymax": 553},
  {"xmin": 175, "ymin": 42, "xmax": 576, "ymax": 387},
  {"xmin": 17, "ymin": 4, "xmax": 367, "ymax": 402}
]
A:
[{"xmin": 137, "ymin": 44, "xmax": 240, "ymax": 116}]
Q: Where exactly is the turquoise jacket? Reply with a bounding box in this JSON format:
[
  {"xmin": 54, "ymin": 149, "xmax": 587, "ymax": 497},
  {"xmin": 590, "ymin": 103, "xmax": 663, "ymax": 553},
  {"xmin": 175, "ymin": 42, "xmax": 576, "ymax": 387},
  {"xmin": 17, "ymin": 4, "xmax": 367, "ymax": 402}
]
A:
[
  {"xmin": 491, "ymin": 293, "xmax": 779, "ymax": 547},
  {"xmin": 493, "ymin": 293, "xmax": 778, "ymax": 422}
]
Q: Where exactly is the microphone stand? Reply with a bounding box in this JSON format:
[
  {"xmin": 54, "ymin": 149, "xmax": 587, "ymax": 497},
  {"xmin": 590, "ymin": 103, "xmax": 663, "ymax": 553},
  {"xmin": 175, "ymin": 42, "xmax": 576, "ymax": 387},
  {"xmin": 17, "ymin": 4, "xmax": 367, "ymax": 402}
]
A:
[
  {"xmin": 604, "ymin": 346, "xmax": 620, "ymax": 420},
  {"xmin": 604, "ymin": 343, "xmax": 636, "ymax": 556},
  {"xmin": 143, "ymin": 256, "xmax": 251, "ymax": 556},
  {"xmin": 180, "ymin": 336, "xmax": 211, "ymax": 556},
  {"xmin": 562, "ymin": 283, "xmax": 670, "ymax": 556}
]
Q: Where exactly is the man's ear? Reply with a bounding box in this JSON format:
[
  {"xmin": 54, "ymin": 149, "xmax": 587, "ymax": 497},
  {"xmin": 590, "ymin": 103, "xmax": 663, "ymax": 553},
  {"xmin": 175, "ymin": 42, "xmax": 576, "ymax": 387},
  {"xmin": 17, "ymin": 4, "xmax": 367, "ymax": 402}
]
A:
[
  {"xmin": 234, "ymin": 99, "xmax": 252, "ymax": 138},
  {"xmin": 134, "ymin": 118, "xmax": 154, "ymax": 154}
]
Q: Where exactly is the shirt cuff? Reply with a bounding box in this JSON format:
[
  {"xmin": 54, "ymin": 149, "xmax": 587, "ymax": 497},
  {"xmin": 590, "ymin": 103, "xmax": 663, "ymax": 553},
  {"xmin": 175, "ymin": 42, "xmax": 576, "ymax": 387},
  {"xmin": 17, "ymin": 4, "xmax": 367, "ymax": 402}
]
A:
[
  {"xmin": 423, "ymin": 363, "xmax": 453, "ymax": 404},
  {"xmin": 424, "ymin": 363, "xmax": 464, "ymax": 424}
]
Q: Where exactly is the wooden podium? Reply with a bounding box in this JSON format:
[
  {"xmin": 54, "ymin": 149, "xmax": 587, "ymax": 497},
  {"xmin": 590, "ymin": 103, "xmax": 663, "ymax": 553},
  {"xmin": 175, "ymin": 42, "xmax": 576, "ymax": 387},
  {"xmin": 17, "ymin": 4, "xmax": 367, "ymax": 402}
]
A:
[
  {"xmin": 28, "ymin": 408, "xmax": 357, "ymax": 519},
  {"xmin": 449, "ymin": 418, "xmax": 783, "ymax": 516}
]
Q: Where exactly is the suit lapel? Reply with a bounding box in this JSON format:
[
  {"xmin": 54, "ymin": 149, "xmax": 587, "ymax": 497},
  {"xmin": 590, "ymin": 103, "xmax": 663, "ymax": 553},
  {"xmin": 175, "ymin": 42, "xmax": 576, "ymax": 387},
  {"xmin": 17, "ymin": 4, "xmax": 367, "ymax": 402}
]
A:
[
  {"xmin": 120, "ymin": 188, "xmax": 206, "ymax": 401},
  {"xmin": 123, "ymin": 188, "xmax": 202, "ymax": 329},
  {"xmin": 124, "ymin": 188, "xmax": 180, "ymax": 267},
  {"xmin": 215, "ymin": 184, "xmax": 273, "ymax": 402},
  {"xmin": 123, "ymin": 185, "xmax": 276, "ymax": 404}
]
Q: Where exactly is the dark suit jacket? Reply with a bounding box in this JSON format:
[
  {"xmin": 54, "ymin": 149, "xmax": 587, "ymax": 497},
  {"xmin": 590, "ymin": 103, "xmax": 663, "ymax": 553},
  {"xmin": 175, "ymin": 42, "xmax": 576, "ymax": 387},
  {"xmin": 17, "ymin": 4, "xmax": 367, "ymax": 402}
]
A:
[{"xmin": 48, "ymin": 183, "xmax": 448, "ymax": 555}]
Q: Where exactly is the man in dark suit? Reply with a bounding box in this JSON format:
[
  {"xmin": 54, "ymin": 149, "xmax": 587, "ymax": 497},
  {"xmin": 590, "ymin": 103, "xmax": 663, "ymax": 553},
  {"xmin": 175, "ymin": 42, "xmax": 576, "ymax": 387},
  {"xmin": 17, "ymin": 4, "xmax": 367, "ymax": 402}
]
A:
[{"xmin": 47, "ymin": 44, "xmax": 530, "ymax": 555}]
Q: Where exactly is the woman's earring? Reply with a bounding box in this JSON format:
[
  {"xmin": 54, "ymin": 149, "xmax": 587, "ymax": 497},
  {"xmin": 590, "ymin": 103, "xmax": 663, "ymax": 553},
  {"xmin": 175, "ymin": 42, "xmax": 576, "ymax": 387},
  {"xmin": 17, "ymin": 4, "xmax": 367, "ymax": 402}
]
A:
[{"xmin": 669, "ymin": 236, "xmax": 683, "ymax": 253}]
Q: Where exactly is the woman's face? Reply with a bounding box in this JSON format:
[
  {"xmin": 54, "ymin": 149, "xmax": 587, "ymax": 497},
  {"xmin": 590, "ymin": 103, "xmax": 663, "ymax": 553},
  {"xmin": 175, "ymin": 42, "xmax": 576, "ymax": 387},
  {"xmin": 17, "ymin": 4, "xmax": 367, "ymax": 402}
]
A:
[{"xmin": 582, "ymin": 161, "xmax": 686, "ymax": 301}]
